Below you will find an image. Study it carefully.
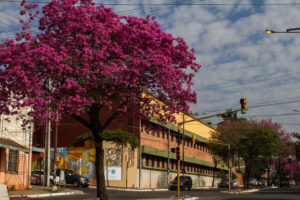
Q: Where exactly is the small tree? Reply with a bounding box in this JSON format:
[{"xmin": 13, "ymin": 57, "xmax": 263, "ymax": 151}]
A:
[
  {"xmin": 0, "ymin": 1, "xmax": 200, "ymax": 199},
  {"xmin": 293, "ymin": 132, "xmax": 300, "ymax": 161},
  {"xmin": 211, "ymin": 120, "xmax": 281, "ymax": 188},
  {"xmin": 260, "ymin": 120, "xmax": 295, "ymax": 185}
]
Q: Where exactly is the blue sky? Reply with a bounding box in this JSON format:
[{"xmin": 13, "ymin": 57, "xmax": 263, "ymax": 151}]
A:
[{"xmin": 1, "ymin": 0, "xmax": 300, "ymax": 133}]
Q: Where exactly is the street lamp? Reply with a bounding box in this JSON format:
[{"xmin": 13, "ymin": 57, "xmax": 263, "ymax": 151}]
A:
[{"xmin": 265, "ymin": 27, "xmax": 300, "ymax": 34}]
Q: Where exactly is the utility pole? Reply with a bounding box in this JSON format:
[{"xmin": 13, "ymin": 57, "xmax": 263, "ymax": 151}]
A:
[
  {"xmin": 167, "ymin": 128, "xmax": 170, "ymax": 188},
  {"xmin": 139, "ymin": 119, "xmax": 142, "ymax": 189},
  {"xmin": 53, "ymin": 112, "xmax": 59, "ymax": 187},
  {"xmin": 228, "ymin": 145, "xmax": 231, "ymax": 193},
  {"xmin": 44, "ymin": 80, "xmax": 51, "ymax": 187},
  {"xmin": 176, "ymin": 147, "xmax": 180, "ymax": 198},
  {"xmin": 44, "ymin": 113, "xmax": 51, "ymax": 187},
  {"xmin": 182, "ymin": 115, "xmax": 185, "ymax": 175}
]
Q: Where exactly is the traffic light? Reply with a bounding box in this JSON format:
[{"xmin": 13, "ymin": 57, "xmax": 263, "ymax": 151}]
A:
[
  {"xmin": 176, "ymin": 147, "xmax": 180, "ymax": 160},
  {"xmin": 171, "ymin": 148, "xmax": 176, "ymax": 153},
  {"xmin": 192, "ymin": 135, "xmax": 195, "ymax": 145},
  {"xmin": 240, "ymin": 98, "xmax": 247, "ymax": 114}
]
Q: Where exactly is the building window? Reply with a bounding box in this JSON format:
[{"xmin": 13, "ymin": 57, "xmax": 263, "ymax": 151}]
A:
[
  {"xmin": 8, "ymin": 149, "xmax": 18, "ymax": 173},
  {"xmin": 152, "ymin": 157, "xmax": 155, "ymax": 167},
  {"xmin": 161, "ymin": 160, "xmax": 165, "ymax": 168},
  {"xmin": 156, "ymin": 132, "xmax": 160, "ymax": 137},
  {"xmin": 162, "ymin": 131, "xmax": 165, "ymax": 139},
  {"xmin": 151, "ymin": 130, "xmax": 155, "ymax": 136},
  {"xmin": 145, "ymin": 156, "xmax": 149, "ymax": 166},
  {"xmin": 157, "ymin": 158, "xmax": 160, "ymax": 168}
]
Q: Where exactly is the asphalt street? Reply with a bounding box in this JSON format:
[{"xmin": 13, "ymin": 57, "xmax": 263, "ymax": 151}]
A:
[{"xmin": 11, "ymin": 186, "xmax": 300, "ymax": 200}]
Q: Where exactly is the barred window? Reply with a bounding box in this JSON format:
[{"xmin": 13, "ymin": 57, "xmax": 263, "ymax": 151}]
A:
[{"xmin": 8, "ymin": 149, "xmax": 18, "ymax": 173}]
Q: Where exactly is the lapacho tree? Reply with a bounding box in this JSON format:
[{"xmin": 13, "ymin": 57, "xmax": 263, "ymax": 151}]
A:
[{"xmin": 0, "ymin": 0, "xmax": 200, "ymax": 199}]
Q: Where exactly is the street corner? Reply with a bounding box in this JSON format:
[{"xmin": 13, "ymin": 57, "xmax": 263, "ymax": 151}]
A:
[
  {"xmin": 221, "ymin": 188, "xmax": 259, "ymax": 194},
  {"xmin": 137, "ymin": 196, "xmax": 199, "ymax": 200}
]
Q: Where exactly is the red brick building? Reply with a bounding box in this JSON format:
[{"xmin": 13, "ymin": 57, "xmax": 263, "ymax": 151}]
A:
[{"xmin": 32, "ymin": 109, "xmax": 227, "ymax": 188}]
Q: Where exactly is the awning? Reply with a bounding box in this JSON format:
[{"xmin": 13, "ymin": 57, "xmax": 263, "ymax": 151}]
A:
[
  {"xmin": 0, "ymin": 138, "xmax": 30, "ymax": 153},
  {"xmin": 32, "ymin": 146, "xmax": 45, "ymax": 153}
]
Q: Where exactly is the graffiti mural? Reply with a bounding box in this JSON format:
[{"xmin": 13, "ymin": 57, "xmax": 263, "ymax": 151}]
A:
[
  {"xmin": 105, "ymin": 145, "xmax": 122, "ymax": 167},
  {"xmin": 31, "ymin": 143, "xmax": 137, "ymax": 184},
  {"xmin": 31, "ymin": 153, "xmax": 44, "ymax": 170},
  {"xmin": 127, "ymin": 148, "xmax": 135, "ymax": 168},
  {"xmin": 57, "ymin": 147, "xmax": 96, "ymax": 184}
]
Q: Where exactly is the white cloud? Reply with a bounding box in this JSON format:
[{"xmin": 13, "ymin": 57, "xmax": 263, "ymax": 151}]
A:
[{"xmin": 1, "ymin": 0, "xmax": 300, "ymax": 133}]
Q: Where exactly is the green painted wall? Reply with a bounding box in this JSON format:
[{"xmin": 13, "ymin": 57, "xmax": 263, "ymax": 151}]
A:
[{"xmin": 142, "ymin": 146, "xmax": 227, "ymax": 170}]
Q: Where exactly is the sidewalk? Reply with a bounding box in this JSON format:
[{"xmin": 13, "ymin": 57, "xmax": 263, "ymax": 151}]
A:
[
  {"xmin": 9, "ymin": 185, "xmax": 269, "ymax": 199},
  {"xmin": 220, "ymin": 186, "xmax": 277, "ymax": 194},
  {"xmin": 9, "ymin": 185, "xmax": 84, "ymax": 199}
]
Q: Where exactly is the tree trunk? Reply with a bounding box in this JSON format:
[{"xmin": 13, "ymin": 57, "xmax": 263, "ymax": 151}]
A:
[
  {"xmin": 271, "ymin": 157, "xmax": 281, "ymax": 186},
  {"xmin": 244, "ymin": 158, "xmax": 252, "ymax": 189},
  {"xmin": 267, "ymin": 166, "xmax": 270, "ymax": 186},
  {"xmin": 94, "ymin": 133, "xmax": 108, "ymax": 200},
  {"xmin": 242, "ymin": 173, "xmax": 246, "ymax": 189},
  {"xmin": 212, "ymin": 158, "xmax": 217, "ymax": 188},
  {"xmin": 89, "ymin": 105, "xmax": 108, "ymax": 200}
]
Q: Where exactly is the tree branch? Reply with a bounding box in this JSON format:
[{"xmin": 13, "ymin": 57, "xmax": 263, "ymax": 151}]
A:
[
  {"xmin": 71, "ymin": 113, "xmax": 93, "ymax": 130},
  {"xmin": 102, "ymin": 102, "xmax": 127, "ymax": 130}
]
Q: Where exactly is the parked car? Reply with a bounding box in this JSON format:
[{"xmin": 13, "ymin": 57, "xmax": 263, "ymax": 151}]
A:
[
  {"xmin": 259, "ymin": 179, "xmax": 267, "ymax": 187},
  {"xmin": 31, "ymin": 170, "xmax": 60, "ymax": 185},
  {"xmin": 169, "ymin": 176, "xmax": 192, "ymax": 191},
  {"xmin": 249, "ymin": 178, "xmax": 258, "ymax": 186},
  {"xmin": 56, "ymin": 169, "xmax": 89, "ymax": 187},
  {"xmin": 218, "ymin": 179, "xmax": 237, "ymax": 188},
  {"xmin": 289, "ymin": 179, "xmax": 296, "ymax": 186},
  {"xmin": 30, "ymin": 172, "xmax": 42, "ymax": 185},
  {"xmin": 279, "ymin": 177, "xmax": 290, "ymax": 188}
]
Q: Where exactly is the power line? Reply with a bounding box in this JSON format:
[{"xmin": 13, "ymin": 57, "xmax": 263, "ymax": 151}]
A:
[
  {"xmin": 2, "ymin": 1, "xmax": 300, "ymax": 6},
  {"xmin": 118, "ymin": 0, "xmax": 192, "ymax": 16},
  {"xmin": 197, "ymin": 71, "xmax": 300, "ymax": 91},
  {"xmin": 249, "ymin": 99, "xmax": 300, "ymax": 109},
  {"xmin": 245, "ymin": 112, "xmax": 300, "ymax": 117},
  {"xmin": 195, "ymin": 98, "xmax": 300, "ymax": 114},
  {"xmin": 0, "ymin": 0, "xmax": 188, "ymax": 39}
]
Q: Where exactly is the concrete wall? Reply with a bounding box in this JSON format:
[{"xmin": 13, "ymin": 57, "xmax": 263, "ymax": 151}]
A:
[
  {"xmin": 0, "ymin": 148, "xmax": 5, "ymax": 184},
  {"xmin": 0, "ymin": 110, "xmax": 32, "ymax": 148},
  {"xmin": 139, "ymin": 168, "xmax": 221, "ymax": 189},
  {"xmin": 0, "ymin": 109, "xmax": 32, "ymax": 190},
  {"xmin": 0, "ymin": 148, "xmax": 31, "ymax": 190},
  {"xmin": 103, "ymin": 142, "xmax": 138, "ymax": 188}
]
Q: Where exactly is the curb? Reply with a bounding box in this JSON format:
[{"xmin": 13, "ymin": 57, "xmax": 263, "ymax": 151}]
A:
[
  {"xmin": 10, "ymin": 191, "xmax": 83, "ymax": 198},
  {"xmin": 89, "ymin": 186, "xmax": 168, "ymax": 192},
  {"xmin": 137, "ymin": 197, "xmax": 199, "ymax": 200},
  {"xmin": 221, "ymin": 189, "xmax": 259, "ymax": 194},
  {"xmin": 220, "ymin": 186, "xmax": 277, "ymax": 194}
]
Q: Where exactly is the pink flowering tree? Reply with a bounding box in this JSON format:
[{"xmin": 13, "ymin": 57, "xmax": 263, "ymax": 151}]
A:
[
  {"xmin": 260, "ymin": 119, "xmax": 295, "ymax": 185},
  {"xmin": 0, "ymin": 0, "xmax": 200, "ymax": 199},
  {"xmin": 211, "ymin": 119, "xmax": 281, "ymax": 188}
]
